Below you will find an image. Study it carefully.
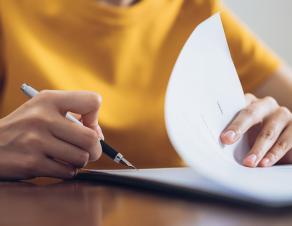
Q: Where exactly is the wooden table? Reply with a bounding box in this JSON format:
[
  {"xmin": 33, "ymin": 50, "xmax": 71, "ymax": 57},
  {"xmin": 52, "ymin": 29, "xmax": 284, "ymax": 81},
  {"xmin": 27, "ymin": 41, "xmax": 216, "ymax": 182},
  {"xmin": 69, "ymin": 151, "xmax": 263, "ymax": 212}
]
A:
[{"xmin": 0, "ymin": 179, "xmax": 291, "ymax": 226}]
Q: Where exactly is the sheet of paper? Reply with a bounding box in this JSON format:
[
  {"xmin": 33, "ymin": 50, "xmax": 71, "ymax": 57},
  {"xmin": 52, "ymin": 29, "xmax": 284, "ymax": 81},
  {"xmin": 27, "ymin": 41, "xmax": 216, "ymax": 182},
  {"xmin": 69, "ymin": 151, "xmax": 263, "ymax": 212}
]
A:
[
  {"xmin": 86, "ymin": 167, "xmax": 292, "ymax": 206},
  {"xmin": 165, "ymin": 13, "xmax": 292, "ymax": 202}
]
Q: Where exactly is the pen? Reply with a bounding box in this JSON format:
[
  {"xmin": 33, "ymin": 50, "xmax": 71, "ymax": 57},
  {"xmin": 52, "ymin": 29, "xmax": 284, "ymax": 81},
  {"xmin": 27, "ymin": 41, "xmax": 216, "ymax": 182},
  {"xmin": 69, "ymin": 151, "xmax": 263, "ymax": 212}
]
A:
[{"xmin": 20, "ymin": 83, "xmax": 136, "ymax": 169}]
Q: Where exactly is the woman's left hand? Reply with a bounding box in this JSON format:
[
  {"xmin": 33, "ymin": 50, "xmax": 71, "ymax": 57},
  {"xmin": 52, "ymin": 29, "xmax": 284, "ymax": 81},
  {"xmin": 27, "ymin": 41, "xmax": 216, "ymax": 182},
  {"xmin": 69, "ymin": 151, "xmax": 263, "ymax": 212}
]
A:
[{"xmin": 220, "ymin": 93, "xmax": 292, "ymax": 167}]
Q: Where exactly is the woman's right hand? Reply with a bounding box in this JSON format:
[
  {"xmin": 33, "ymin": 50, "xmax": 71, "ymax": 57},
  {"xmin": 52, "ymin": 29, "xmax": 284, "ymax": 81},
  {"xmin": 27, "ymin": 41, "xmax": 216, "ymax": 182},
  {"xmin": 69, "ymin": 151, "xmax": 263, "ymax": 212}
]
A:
[{"xmin": 0, "ymin": 90, "xmax": 104, "ymax": 180}]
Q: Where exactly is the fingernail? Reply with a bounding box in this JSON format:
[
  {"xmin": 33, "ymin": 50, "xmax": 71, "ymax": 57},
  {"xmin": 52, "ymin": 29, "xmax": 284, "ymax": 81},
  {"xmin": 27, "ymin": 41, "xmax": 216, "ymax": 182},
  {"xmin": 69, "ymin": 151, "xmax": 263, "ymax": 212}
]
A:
[
  {"xmin": 223, "ymin": 130, "xmax": 237, "ymax": 142},
  {"xmin": 261, "ymin": 158, "xmax": 270, "ymax": 167},
  {"xmin": 243, "ymin": 154, "xmax": 257, "ymax": 167}
]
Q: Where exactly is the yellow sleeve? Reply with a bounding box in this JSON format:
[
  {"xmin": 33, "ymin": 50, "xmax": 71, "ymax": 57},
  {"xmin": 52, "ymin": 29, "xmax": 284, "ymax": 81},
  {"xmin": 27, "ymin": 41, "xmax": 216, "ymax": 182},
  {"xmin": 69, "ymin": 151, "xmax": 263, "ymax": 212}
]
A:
[{"xmin": 218, "ymin": 5, "xmax": 281, "ymax": 92}]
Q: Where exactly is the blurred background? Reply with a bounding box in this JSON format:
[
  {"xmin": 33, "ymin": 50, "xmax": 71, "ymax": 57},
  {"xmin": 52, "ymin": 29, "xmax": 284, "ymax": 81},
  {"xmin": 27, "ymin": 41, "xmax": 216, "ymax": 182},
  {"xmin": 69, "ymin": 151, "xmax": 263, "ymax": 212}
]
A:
[{"xmin": 223, "ymin": 0, "xmax": 292, "ymax": 65}]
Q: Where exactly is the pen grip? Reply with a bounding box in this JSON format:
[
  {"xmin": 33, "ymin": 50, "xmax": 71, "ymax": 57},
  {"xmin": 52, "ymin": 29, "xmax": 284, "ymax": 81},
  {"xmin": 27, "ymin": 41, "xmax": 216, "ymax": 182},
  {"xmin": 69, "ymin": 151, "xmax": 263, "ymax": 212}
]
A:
[
  {"xmin": 22, "ymin": 84, "xmax": 124, "ymax": 163},
  {"xmin": 100, "ymin": 140, "xmax": 118, "ymax": 159},
  {"xmin": 66, "ymin": 113, "xmax": 119, "ymax": 160}
]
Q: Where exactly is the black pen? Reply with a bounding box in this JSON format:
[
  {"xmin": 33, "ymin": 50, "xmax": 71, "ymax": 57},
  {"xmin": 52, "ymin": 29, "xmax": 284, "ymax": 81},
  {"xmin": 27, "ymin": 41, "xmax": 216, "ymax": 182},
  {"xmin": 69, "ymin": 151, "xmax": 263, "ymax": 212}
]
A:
[{"xmin": 20, "ymin": 83, "xmax": 136, "ymax": 169}]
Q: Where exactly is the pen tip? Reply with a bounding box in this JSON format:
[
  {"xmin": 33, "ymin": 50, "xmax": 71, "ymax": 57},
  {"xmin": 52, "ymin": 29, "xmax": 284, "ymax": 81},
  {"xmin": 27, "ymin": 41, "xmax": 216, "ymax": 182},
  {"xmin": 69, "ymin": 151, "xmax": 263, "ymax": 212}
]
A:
[{"xmin": 120, "ymin": 158, "xmax": 137, "ymax": 169}]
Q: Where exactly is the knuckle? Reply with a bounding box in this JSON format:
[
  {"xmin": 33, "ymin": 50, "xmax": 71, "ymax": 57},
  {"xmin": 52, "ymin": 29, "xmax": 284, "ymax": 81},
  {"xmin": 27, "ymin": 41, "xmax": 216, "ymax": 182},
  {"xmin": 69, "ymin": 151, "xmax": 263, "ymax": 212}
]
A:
[
  {"xmin": 27, "ymin": 133, "xmax": 43, "ymax": 148},
  {"xmin": 241, "ymin": 107, "xmax": 258, "ymax": 120},
  {"xmin": 264, "ymin": 96, "xmax": 278, "ymax": 107},
  {"xmin": 266, "ymin": 120, "xmax": 278, "ymax": 129},
  {"xmin": 259, "ymin": 128, "xmax": 275, "ymax": 141},
  {"xmin": 267, "ymin": 152, "xmax": 277, "ymax": 162},
  {"xmin": 278, "ymin": 106, "xmax": 291, "ymax": 117},
  {"xmin": 87, "ymin": 92, "xmax": 102, "ymax": 110},
  {"xmin": 245, "ymin": 93, "xmax": 257, "ymax": 101},
  {"xmin": 38, "ymin": 90, "xmax": 56, "ymax": 102},
  {"xmin": 276, "ymin": 140, "xmax": 288, "ymax": 151},
  {"xmin": 269, "ymin": 147, "xmax": 286, "ymax": 163},
  {"xmin": 245, "ymin": 93, "xmax": 255, "ymax": 98},
  {"xmin": 20, "ymin": 132, "xmax": 43, "ymax": 149}
]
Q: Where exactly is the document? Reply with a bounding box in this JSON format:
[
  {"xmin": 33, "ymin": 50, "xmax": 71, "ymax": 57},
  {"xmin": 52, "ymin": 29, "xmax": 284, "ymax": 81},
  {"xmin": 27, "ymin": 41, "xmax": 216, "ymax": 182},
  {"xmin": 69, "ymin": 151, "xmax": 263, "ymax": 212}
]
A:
[
  {"xmin": 78, "ymin": 14, "xmax": 292, "ymax": 207},
  {"xmin": 164, "ymin": 13, "xmax": 292, "ymax": 203}
]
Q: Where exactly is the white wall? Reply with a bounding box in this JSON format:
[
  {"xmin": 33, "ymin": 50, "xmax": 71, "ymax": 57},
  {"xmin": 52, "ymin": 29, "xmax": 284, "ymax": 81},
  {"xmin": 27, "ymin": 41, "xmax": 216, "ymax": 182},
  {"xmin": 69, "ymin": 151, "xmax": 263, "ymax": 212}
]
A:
[{"xmin": 222, "ymin": 0, "xmax": 292, "ymax": 65}]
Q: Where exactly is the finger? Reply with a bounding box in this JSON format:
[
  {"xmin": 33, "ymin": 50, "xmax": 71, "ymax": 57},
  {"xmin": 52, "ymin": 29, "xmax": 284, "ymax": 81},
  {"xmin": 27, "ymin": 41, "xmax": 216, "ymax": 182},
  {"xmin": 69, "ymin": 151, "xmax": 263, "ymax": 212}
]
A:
[
  {"xmin": 242, "ymin": 107, "xmax": 291, "ymax": 167},
  {"xmin": 40, "ymin": 90, "xmax": 102, "ymax": 129},
  {"xmin": 259, "ymin": 123, "xmax": 292, "ymax": 167},
  {"xmin": 245, "ymin": 93, "xmax": 257, "ymax": 105},
  {"xmin": 49, "ymin": 116, "xmax": 102, "ymax": 161},
  {"xmin": 44, "ymin": 136, "xmax": 90, "ymax": 168},
  {"xmin": 36, "ymin": 157, "xmax": 77, "ymax": 179},
  {"xmin": 221, "ymin": 97, "xmax": 278, "ymax": 145}
]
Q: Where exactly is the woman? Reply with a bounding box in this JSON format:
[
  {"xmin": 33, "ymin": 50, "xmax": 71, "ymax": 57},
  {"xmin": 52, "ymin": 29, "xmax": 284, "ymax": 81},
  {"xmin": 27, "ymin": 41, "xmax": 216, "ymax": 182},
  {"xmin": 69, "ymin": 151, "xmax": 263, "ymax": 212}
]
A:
[{"xmin": 0, "ymin": 0, "xmax": 291, "ymax": 179}]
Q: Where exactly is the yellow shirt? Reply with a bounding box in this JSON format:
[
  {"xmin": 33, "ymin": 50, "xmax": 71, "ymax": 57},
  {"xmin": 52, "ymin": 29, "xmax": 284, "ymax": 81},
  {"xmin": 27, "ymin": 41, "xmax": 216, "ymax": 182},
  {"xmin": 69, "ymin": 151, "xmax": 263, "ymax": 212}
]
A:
[{"xmin": 0, "ymin": 0, "xmax": 280, "ymax": 168}]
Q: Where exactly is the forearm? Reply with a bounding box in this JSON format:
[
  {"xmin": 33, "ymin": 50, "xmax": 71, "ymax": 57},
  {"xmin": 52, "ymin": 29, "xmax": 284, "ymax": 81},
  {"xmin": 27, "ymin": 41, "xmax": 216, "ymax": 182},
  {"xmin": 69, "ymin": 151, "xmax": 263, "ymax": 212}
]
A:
[{"xmin": 253, "ymin": 64, "xmax": 292, "ymax": 110}]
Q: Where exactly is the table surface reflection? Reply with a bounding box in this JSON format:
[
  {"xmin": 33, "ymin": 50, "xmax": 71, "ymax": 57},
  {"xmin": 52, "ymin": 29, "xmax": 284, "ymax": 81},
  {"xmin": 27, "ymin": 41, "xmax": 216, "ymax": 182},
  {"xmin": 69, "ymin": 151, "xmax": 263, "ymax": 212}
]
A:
[{"xmin": 0, "ymin": 179, "xmax": 292, "ymax": 226}]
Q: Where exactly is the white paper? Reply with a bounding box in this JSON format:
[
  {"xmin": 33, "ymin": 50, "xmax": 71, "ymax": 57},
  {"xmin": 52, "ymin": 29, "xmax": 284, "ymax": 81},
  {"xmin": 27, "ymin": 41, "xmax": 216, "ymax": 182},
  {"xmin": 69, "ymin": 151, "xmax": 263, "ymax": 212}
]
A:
[
  {"xmin": 90, "ymin": 167, "xmax": 292, "ymax": 206},
  {"xmin": 165, "ymin": 13, "xmax": 292, "ymax": 202},
  {"xmin": 84, "ymin": 14, "xmax": 292, "ymax": 206}
]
